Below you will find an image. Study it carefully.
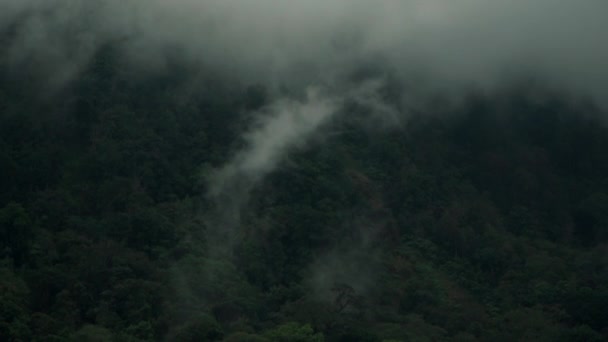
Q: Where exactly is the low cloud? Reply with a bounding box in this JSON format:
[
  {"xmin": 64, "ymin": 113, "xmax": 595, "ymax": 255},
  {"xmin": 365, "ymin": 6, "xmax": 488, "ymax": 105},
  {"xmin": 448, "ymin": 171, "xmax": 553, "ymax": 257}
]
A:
[
  {"xmin": 1, "ymin": 1, "xmax": 606, "ymax": 103},
  {"xmin": 206, "ymin": 87, "xmax": 337, "ymax": 236}
]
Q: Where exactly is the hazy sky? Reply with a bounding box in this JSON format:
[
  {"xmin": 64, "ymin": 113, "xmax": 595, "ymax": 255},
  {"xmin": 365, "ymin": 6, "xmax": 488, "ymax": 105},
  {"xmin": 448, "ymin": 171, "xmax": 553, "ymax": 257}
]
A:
[{"xmin": 2, "ymin": 0, "xmax": 607, "ymax": 102}]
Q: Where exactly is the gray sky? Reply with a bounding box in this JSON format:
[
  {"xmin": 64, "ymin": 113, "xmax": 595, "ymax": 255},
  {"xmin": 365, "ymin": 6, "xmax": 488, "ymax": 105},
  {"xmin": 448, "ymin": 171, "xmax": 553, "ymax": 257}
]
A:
[{"xmin": 2, "ymin": 0, "xmax": 607, "ymax": 102}]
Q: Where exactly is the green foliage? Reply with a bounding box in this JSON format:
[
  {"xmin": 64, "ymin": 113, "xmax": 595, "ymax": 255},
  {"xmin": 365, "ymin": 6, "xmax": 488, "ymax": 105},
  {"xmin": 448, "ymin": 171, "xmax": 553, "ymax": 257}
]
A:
[
  {"xmin": 1, "ymin": 42, "xmax": 607, "ymax": 341},
  {"xmin": 561, "ymin": 325, "xmax": 605, "ymax": 342},
  {"xmin": 0, "ymin": 268, "xmax": 31, "ymax": 341},
  {"xmin": 263, "ymin": 322, "xmax": 324, "ymax": 342},
  {"xmin": 0, "ymin": 202, "xmax": 34, "ymax": 265},
  {"xmin": 68, "ymin": 324, "xmax": 113, "ymax": 342},
  {"xmin": 169, "ymin": 314, "xmax": 223, "ymax": 342},
  {"xmin": 224, "ymin": 331, "xmax": 270, "ymax": 342}
]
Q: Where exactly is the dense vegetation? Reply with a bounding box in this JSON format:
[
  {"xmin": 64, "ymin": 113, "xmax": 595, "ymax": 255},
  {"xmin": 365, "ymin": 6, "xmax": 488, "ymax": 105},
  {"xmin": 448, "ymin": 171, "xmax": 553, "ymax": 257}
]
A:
[{"xmin": 1, "ymin": 44, "xmax": 608, "ymax": 341}]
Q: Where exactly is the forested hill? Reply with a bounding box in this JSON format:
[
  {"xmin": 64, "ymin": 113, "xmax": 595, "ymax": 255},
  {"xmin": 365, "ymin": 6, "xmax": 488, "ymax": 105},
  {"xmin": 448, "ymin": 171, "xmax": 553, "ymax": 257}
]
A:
[{"xmin": 2, "ymin": 44, "xmax": 608, "ymax": 341}]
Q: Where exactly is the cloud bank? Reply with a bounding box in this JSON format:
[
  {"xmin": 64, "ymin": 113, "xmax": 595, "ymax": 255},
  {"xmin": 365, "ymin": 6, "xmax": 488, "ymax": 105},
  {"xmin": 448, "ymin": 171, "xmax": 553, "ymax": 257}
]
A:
[
  {"xmin": 1, "ymin": 0, "xmax": 607, "ymax": 101},
  {"xmin": 3, "ymin": 0, "xmax": 607, "ymax": 246}
]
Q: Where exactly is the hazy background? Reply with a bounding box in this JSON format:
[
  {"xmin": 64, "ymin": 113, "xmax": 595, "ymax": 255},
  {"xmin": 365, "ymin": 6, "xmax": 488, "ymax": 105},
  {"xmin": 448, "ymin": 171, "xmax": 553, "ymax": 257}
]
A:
[
  {"xmin": 3, "ymin": 0, "xmax": 606, "ymax": 256},
  {"xmin": 2, "ymin": 0, "xmax": 607, "ymax": 102},
  {"xmin": 2, "ymin": 2, "xmax": 608, "ymax": 340}
]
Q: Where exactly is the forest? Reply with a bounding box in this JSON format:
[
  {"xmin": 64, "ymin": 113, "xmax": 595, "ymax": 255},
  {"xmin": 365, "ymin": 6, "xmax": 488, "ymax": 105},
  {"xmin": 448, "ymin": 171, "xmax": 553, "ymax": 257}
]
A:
[{"xmin": 2, "ymin": 2, "xmax": 608, "ymax": 341}]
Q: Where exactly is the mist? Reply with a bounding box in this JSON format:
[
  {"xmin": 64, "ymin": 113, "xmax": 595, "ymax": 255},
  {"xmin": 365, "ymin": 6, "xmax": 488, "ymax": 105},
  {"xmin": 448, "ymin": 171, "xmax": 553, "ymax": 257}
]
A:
[
  {"xmin": 3, "ymin": 2, "xmax": 608, "ymax": 340},
  {"xmin": 4, "ymin": 0, "xmax": 606, "ymax": 262},
  {"xmin": 204, "ymin": 87, "xmax": 337, "ymax": 250},
  {"xmin": 4, "ymin": 0, "xmax": 607, "ymax": 261},
  {"xmin": 2, "ymin": 1, "xmax": 607, "ymax": 101}
]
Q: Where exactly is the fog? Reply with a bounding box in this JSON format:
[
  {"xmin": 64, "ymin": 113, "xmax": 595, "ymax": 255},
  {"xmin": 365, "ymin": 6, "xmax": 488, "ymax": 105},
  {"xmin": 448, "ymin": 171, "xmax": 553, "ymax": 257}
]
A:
[
  {"xmin": 2, "ymin": 0, "xmax": 607, "ymax": 101},
  {"xmin": 205, "ymin": 87, "xmax": 337, "ymax": 250},
  {"xmin": 3, "ymin": 2, "xmax": 608, "ymax": 334},
  {"xmin": 2, "ymin": 0, "xmax": 607, "ymax": 250}
]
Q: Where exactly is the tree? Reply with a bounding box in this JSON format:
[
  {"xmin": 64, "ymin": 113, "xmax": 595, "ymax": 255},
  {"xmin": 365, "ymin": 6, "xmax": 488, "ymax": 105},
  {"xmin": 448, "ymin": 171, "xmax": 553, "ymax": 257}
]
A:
[
  {"xmin": 0, "ymin": 267, "xmax": 31, "ymax": 341},
  {"xmin": 263, "ymin": 322, "xmax": 324, "ymax": 342},
  {"xmin": 0, "ymin": 202, "xmax": 33, "ymax": 265}
]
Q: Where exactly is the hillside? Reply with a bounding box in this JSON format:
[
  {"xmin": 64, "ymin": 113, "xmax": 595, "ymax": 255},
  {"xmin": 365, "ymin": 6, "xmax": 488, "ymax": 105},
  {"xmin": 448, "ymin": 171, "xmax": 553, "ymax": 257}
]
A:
[{"xmin": 1, "ymin": 42, "xmax": 607, "ymax": 341}]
